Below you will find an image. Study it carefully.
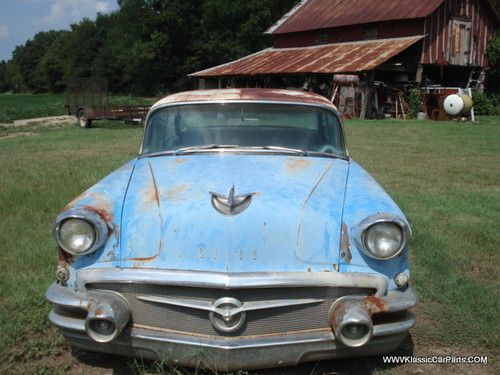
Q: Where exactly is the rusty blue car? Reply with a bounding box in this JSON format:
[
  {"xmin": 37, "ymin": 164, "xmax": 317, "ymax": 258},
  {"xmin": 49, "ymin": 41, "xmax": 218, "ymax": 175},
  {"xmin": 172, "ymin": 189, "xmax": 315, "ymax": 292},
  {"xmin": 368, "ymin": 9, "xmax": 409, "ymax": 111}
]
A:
[{"xmin": 46, "ymin": 89, "xmax": 416, "ymax": 370}]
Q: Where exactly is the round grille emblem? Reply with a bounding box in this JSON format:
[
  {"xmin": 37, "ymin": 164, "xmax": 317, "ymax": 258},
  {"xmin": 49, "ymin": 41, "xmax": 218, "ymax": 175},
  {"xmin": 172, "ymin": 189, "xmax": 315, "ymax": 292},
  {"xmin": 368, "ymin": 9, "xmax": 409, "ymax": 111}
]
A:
[{"xmin": 209, "ymin": 297, "xmax": 246, "ymax": 333}]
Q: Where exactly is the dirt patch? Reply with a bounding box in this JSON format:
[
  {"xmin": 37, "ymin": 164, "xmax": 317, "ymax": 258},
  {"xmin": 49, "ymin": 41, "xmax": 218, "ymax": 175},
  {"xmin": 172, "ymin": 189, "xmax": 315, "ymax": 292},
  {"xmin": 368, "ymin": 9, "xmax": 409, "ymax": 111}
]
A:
[
  {"xmin": 0, "ymin": 115, "xmax": 74, "ymax": 128},
  {"xmin": 0, "ymin": 131, "xmax": 38, "ymax": 140}
]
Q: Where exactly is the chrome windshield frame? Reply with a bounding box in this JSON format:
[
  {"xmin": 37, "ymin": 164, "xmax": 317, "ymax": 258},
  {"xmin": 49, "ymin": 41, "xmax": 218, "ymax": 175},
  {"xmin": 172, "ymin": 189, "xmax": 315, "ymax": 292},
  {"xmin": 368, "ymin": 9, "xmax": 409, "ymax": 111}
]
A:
[{"xmin": 139, "ymin": 100, "xmax": 349, "ymax": 159}]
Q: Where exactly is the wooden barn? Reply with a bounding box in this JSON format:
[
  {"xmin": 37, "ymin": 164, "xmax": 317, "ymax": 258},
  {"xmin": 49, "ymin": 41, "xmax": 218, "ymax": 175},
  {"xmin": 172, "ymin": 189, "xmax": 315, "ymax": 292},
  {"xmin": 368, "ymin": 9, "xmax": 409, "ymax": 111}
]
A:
[{"xmin": 191, "ymin": 0, "xmax": 499, "ymax": 119}]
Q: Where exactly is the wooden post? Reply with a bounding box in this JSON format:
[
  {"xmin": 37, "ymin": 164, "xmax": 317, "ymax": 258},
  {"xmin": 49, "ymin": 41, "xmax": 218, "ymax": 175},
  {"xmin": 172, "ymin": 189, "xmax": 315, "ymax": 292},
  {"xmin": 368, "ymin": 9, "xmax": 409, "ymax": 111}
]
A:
[
  {"xmin": 360, "ymin": 90, "xmax": 367, "ymax": 120},
  {"xmin": 400, "ymin": 94, "xmax": 406, "ymax": 119},
  {"xmin": 360, "ymin": 85, "xmax": 373, "ymax": 120},
  {"xmin": 395, "ymin": 96, "xmax": 399, "ymax": 119},
  {"xmin": 416, "ymin": 64, "xmax": 423, "ymax": 84}
]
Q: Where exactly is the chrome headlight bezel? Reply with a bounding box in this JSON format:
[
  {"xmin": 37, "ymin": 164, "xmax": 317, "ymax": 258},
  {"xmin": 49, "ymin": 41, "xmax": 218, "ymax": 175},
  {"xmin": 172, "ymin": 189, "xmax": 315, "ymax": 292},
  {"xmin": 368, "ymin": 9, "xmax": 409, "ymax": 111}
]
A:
[
  {"xmin": 53, "ymin": 207, "xmax": 108, "ymax": 256},
  {"xmin": 355, "ymin": 213, "xmax": 411, "ymax": 260}
]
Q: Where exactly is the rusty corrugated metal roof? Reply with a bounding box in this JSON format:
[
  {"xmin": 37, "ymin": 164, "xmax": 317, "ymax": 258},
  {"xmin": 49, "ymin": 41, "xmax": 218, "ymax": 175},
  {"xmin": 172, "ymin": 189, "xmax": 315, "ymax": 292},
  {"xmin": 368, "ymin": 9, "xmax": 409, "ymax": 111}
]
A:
[
  {"xmin": 190, "ymin": 36, "xmax": 424, "ymax": 77},
  {"xmin": 267, "ymin": 0, "xmax": 444, "ymax": 34},
  {"xmin": 152, "ymin": 89, "xmax": 335, "ymax": 108}
]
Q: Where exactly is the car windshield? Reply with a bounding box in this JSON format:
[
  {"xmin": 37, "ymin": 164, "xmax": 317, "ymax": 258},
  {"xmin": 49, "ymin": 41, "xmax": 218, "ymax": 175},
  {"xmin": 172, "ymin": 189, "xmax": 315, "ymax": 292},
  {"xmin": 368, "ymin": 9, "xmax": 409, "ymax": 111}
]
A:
[{"xmin": 142, "ymin": 103, "xmax": 346, "ymax": 157}]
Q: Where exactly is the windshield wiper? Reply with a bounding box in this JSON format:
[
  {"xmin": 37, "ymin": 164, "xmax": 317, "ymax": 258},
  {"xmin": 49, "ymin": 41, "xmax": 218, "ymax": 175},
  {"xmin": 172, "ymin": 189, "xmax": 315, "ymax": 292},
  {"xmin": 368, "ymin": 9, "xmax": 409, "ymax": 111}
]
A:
[
  {"xmin": 142, "ymin": 144, "xmax": 241, "ymax": 158},
  {"xmin": 173, "ymin": 144, "xmax": 241, "ymax": 156},
  {"xmin": 249, "ymin": 145, "xmax": 309, "ymax": 156}
]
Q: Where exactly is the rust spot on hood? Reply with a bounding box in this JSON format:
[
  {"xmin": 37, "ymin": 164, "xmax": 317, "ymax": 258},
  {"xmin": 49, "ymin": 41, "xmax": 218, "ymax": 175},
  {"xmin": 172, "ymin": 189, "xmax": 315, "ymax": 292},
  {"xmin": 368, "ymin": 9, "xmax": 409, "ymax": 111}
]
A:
[
  {"xmin": 144, "ymin": 162, "xmax": 161, "ymax": 207},
  {"xmin": 167, "ymin": 184, "xmax": 189, "ymax": 201},
  {"xmin": 83, "ymin": 205, "xmax": 113, "ymax": 224},
  {"xmin": 128, "ymin": 248, "xmax": 161, "ymax": 263},
  {"xmin": 143, "ymin": 182, "xmax": 161, "ymax": 206},
  {"xmin": 64, "ymin": 192, "xmax": 113, "ymax": 213},
  {"xmin": 80, "ymin": 204, "xmax": 115, "ymax": 238},
  {"xmin": 340, "ymin": 223, "xmax": 352, "ymax": 263},
  {"xmin": 286, "ymin": 158, "xmax": 311, "ymax": 174},
  {"xmin": 64, "ymin": 192, "xmax": 115, "ymax": 232}
]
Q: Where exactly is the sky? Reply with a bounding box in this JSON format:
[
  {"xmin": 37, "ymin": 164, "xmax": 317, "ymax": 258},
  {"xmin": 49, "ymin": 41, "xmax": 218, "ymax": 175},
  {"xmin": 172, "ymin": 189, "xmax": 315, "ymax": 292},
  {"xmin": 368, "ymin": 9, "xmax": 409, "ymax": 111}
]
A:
[{"xmin": 0, "ymin": 0, "xmax": 119, "ymax": 61}]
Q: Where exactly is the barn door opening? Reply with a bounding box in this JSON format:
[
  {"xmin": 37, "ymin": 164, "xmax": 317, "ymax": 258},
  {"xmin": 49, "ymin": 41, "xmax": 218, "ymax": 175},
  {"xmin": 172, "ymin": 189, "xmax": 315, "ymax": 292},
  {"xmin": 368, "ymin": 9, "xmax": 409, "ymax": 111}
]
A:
[{"xmin": 449, "ymin": 18, "xmax": 472, "ymax": 66}]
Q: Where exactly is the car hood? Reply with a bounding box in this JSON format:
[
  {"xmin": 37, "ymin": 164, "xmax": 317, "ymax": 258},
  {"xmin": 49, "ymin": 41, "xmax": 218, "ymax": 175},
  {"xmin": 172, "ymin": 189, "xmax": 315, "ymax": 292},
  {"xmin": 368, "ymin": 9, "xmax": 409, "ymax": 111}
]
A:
[{"xmin": 120, "ymin": 154, "xmax": 349, "ymax": 272}]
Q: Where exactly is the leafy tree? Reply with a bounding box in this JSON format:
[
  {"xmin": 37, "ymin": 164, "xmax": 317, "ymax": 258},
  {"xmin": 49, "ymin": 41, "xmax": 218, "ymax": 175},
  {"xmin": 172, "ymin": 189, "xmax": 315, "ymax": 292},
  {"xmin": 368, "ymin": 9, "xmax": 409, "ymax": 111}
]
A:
[
  {"xmin": 2, "ymin": 0, "xmax": 299, "ymax": 94},
  {"xmin": 194, "ymin": 0, "xmax": 298, "ymax": 71},
  {"xmin": 0, "ymin": 60, "xmax": 8, "ymax": 92},
  {"xmin": 486, "ymin": 32, "xmax": 500, "ymax": 93},
  {"xmin": 11, "ymin": 31, "xmax": 64, "ymax": 92},
  {"xmin": 5, "ymin": 61, "xmax": 24, "ymax": 92}
]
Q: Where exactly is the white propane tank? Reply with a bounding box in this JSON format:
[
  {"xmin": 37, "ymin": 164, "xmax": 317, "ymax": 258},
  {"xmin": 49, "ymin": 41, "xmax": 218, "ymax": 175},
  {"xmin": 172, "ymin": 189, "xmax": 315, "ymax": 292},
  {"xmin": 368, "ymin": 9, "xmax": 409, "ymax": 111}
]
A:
[{"xmin": 443, "ymin": 94, "xmax": 474, "ymax": 116}]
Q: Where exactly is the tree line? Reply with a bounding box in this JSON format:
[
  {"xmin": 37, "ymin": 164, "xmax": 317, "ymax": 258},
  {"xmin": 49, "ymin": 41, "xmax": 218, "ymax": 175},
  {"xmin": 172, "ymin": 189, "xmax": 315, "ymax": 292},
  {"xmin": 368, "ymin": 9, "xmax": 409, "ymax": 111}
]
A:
[{"xmin": 0, "ymin": 0, "xmax": 299, "ymax": 95}]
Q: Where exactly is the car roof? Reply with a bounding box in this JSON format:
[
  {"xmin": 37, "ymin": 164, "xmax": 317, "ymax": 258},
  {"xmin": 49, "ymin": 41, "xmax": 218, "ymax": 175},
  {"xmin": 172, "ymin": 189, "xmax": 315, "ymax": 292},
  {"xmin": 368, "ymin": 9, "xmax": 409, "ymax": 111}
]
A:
[{"xmin": 151, "ymin": 88, "xmax": 336, "ymax": 109}]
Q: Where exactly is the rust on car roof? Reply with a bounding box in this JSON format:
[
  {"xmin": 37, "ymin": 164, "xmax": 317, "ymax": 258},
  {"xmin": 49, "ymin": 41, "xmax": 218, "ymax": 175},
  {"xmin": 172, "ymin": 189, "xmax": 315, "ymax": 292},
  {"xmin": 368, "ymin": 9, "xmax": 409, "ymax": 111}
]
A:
[
  {"xmin": 190, "ymin": 37, "xmax": 424, "ymax": 78},
  {"xmin": 151, "ymin": 88, "xmax": 335, "ymax": 109}
]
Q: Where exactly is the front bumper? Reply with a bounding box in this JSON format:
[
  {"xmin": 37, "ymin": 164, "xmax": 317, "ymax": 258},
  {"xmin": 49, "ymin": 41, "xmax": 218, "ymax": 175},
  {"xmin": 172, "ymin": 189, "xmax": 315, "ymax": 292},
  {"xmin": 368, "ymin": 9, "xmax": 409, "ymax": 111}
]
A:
[{"xmin": 46, "ymin": 270, "xmax": 416, "ymax": 370}]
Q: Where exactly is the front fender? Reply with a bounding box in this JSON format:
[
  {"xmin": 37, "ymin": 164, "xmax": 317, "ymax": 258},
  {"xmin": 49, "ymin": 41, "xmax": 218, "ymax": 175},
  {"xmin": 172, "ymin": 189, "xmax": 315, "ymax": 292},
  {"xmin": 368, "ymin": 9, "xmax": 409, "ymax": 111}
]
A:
[
  {"xmin": 340, "ymin": 161, "xmax": 411, "ymax": 290},
  {"xmin": 57, "ymin": 159, "xmax": 137, "ymax": 286}
]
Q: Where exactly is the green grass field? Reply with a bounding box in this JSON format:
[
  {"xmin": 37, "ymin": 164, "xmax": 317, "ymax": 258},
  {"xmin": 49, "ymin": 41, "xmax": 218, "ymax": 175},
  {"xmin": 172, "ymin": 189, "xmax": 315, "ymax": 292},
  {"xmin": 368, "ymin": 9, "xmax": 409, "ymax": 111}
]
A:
[
  {"xmin": 0, "ymin": 113, "xmax": 498, "ymax": 374},
  {"xmin": 0, "ymin": 94, "xmax": 155, "ymax": 123}
]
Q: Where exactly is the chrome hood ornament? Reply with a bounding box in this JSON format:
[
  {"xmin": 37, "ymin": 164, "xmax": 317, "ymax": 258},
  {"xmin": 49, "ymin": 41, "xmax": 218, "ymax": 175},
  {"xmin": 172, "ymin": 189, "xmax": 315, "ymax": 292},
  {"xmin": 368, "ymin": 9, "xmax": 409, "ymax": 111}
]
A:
[{"xmin": 209, "ymin": 185, "xmax": 255, "ymax": 216}]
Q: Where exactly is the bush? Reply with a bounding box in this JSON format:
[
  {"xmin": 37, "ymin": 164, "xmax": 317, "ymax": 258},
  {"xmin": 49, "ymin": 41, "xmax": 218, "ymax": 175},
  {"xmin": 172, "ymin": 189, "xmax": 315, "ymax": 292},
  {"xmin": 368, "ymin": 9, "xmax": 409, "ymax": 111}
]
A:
[
  {"xmin": 407, "ymin": 88, "xmax": 423, "ymax": 119},
  {"xmin": 473, "ymin": 92, "xmax": 498, "ymax": 115},
  {"xmin": 486, "ymin": 32, "xmax": 500, "ymax": 93}
]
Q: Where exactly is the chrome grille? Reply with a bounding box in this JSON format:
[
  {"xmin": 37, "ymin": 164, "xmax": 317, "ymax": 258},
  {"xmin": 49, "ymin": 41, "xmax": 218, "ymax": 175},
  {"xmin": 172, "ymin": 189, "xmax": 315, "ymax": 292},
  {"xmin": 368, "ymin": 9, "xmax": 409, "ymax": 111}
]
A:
[{"xmin": 88, "ymin": 283, "xmax": 375, "ymax": 336}]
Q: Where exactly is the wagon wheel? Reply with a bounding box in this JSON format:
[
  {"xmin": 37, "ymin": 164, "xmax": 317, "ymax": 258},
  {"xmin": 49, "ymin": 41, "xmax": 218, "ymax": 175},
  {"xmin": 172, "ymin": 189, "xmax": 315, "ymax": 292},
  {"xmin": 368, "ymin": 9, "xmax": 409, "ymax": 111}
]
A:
[{"xmin": 77, "ymin": 109, "xmax": 92, "ymax": 128}]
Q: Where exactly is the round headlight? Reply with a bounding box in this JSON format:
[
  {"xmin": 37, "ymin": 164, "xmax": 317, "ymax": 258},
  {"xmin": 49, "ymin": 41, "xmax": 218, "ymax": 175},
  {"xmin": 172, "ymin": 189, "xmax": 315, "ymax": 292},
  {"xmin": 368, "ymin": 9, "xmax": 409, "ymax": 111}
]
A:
[
  {"xmin": 54, "ymin": 207, "xmax": 108, "ymax": 256},
  {"xmin": 364, "ymin": 222, "xmax": 404, "ymax": 259},
  {"xmin": 58, "ymin": 218, "xmax": 96, "ymax": 254}
]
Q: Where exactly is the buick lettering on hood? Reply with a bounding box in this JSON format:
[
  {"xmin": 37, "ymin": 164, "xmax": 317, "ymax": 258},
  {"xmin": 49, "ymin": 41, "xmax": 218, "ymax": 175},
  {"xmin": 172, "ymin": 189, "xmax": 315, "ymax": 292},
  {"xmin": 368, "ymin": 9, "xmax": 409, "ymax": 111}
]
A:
[{"xmin": 46, "ymin": 89, "xmax": 416, "ymax": 370}]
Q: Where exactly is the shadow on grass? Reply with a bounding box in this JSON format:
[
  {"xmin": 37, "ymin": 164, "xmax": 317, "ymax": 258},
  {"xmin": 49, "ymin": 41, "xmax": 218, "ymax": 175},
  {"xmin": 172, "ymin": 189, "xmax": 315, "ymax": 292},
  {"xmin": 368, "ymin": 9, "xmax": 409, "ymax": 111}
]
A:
[
  {"xmin": 71, "ymin": 350, "xmax": 134, "ymax": 375},
  {"xmin": 70, "ymin": 334, "xmax": 414, "ymax": 375}
]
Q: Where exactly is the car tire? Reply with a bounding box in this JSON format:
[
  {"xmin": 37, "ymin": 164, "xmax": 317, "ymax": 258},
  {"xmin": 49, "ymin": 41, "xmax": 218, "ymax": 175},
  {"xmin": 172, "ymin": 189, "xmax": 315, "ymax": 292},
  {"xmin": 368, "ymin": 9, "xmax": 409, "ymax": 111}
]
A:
[{"xmin": 77, "ymin": 110, "xmax": 92, "ymax": 128}]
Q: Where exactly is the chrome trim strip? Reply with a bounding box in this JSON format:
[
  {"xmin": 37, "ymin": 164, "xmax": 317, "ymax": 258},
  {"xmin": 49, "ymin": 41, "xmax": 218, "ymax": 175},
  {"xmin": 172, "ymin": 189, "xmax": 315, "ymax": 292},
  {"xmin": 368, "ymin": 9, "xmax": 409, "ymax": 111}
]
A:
[
  {"xmin": 373, "ymin": 312, "xmax": 416, "ymax": 337},
  {"xmin": 45, "ymin": 282, "xmax": 88, "ymax": 310},
  {"xmin": 328, "ymin": 286, "xmax": 417, "ymax": 314},
  {"xmin": 130, "ymin": 327, "xmax": 334, "ymax": 350},
  {"xmin": 137, "ymin": 295, "xmax": 324, "ymax": 316},
  {"xmin": 383, "ymin": 286, "xmax": 418, "ymax": 312},
  {"xmin": 49, "ymin": 310, "xmax": 86, "ymax": 332},
  {"xmin": 76, "ymin": 269, "xmax": 388, "ymax": 296}
]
